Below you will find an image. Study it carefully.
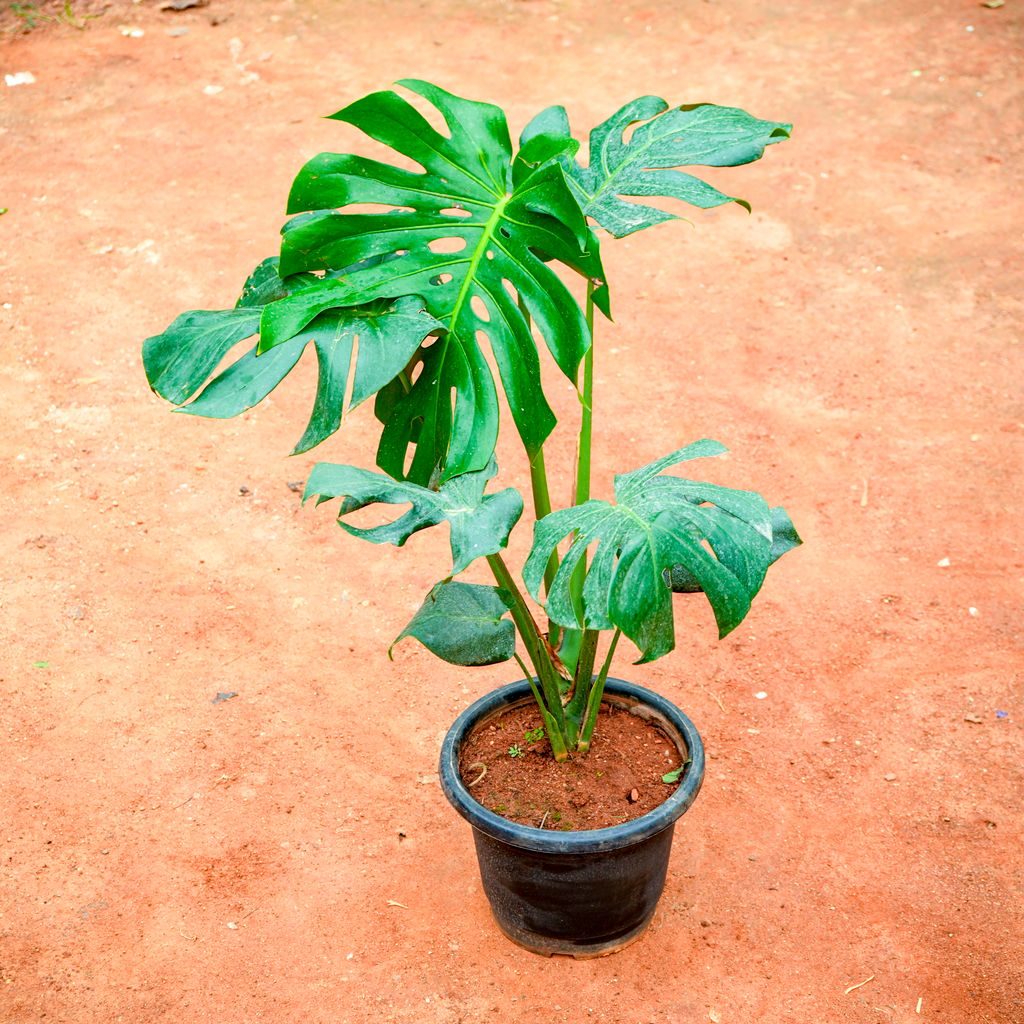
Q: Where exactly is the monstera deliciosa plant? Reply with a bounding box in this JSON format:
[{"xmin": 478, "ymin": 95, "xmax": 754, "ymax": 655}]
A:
[{"xmin": 144, "ymin": 80, "xmax": 799, "ymax": 763}]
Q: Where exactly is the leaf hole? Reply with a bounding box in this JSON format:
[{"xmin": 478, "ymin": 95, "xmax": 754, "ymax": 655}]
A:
[
  {"xmin": 486, "ymin": 250, "xmax": 495, "ymax": 261},
  {"xmin": 498, "ymin": 227, "xmax": 512, "ymax": 239},
  {"xmin": 440, "ymin": 206, "xmax": 473, "ymax": 219},
  {"xmin": 430, "ymin": 273, "xmax": 454, "ymax": 286},
  {"xmin": 470, "ymin": 295, "xmax": 491, "ymax": 323},
  {"xmin": 396, "ymin": 85, "xmax": 452, "ymax": 140},
  {"xmin": 337, "ymin": 202, "xmax": 417, "ymax": 217},
  {"xmin": 341, "ymin": 500, "xmax": 415, "ymax": 533},
  {"xmin": 427, "ymin": 236, "xmax": 468, "ymax": 254}
]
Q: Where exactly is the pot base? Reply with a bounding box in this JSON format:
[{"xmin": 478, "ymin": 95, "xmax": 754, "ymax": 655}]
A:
[{"xmin": 491, "ymin": 909, "xmax": 655, "ymax": 959}]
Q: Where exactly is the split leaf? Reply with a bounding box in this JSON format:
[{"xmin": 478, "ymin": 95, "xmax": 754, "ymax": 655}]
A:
[
  {"xmin": 523, "ymin": 440, "xmax": 799, "ymax": 662},
  {"xmin": 561, "ymin": 98, "xmax": 792, "ymax": 237},
  {"xmin": 272, "ymin": 79, "xmax": 607, "ymax": 483},
  {"xmin": 304, "ymin": 458, "xmax": 523, "ymax": 577},
  {"xmin": 142, "ymin": 259, "xmax": 441, "ymax": 454}
]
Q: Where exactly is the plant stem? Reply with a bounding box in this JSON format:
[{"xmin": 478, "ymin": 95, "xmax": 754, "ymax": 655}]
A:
[
  {"xmin": 486, "ymin": 552, "xmax": 569, "ymax": 760},
  {"xmin": 563, "ymin": 628, "xmax": 599, "ymax": 731},
  {"xmin": 577, "ymin": 629, "xmax": 621, "ymax": 753},
  {"xmin": 529, "ymin": 447, "xmax": 560, "ymax": 601},
  {"xmin": 561, "ymin": 281, "xmax": 598, "ymax": 678},
  {"xmin": 574, "ymin": 281, "xmax": 597, "ymax": 507},
  {"xmin": 516, "ymin": 656, "xmax": 568, "ymax": 762},
  {"xmin": 518, "ymin": 296, "xmax": 560, "ymax": 603}
]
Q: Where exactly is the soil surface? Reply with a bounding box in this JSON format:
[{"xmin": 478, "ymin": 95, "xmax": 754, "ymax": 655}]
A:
[
  {"xmin": 458, "ymin": 700, "xmax": 688, "ymax": 831},
  {"xmin": 2, "ymin": 1, "xmax": 1022, "ymax": 1022}
]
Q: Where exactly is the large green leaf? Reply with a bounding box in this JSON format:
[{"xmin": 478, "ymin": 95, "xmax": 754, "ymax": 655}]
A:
[
  {"xmin": 267, "ymin": 79, "xmax": 608, "ymax": 484},
  {"xmin": 532, "ymin": 97, "xmax": 791, "ymax": 238},
  {"xmin": 391, "ymin": 581, "xmax": 515, "ymax": 666},
  {"xmin": 304, "ymin": 458, "xmax": 523, "ymax": 577},
  {"xmin": 142, "ymin": 259, "xmax": 442, "ymax": 454},
  {"xmin": 523, "ymin": 440, "xmax": 788, "ymax": 662}
]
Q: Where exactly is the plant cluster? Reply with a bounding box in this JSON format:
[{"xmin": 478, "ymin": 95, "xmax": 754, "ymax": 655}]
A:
[{"xmin": 144, "ymin": 80, "xmax": 800, "ymax": 761}]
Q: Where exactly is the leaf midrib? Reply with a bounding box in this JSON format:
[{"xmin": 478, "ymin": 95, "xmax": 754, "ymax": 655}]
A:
[{"xmin": 449, "ymin": 194, "xmax": 510, "ymax": 331}]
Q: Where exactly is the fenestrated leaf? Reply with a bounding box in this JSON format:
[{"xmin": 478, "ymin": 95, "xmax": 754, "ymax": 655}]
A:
[
  {"xmin": 268, "ymin": 79, "xmax": 607, "ymax": 484},
  {"xmin": 523, "ymin": 441, "xmax": 783, "ymax": 662},
  {"xmin": 561, "ymin": 97, "xmax": 792, "ymax": 238},
  {"xmin": 142, "ymin": 259, "xmax": 441, "ymax": 454},
  {"xmin": 391, "ymin": 580, "xmax": 515, "ymax": 666},
  {"xmin": 304, "ymin": 458, "xmax": 523, "ymax": 577}
]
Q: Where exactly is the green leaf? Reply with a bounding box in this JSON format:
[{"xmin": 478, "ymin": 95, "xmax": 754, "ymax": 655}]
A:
[
  {"xmin": 562, "ymin": 98, "xmax": 791, "ymax": 237},
  {"xmin": 272, "ymin": 79, "xmax": 605, "ymax": 484},
  {"xmin": 142, "ymin": 259, "xmax": 441, "ymax": 454},
  {"xmin": 143, "ymin": 307, "xmax": 263, "ymax": 406},
  {"xmin": 523, "ymin": 441, "xmax": 783, "ymax": 662},
  {"xmin": 768, "ymin": 505, "xmax": 803, "ymax": 565},
  {"xmin": 304, "ymin": 458, "xmax": 523, "ymax": 577},
  {"xmin": 666, "ymin": 503, "xmax": 802, "ymax": 592},
  {"xmin": 515, "ymin": 105, "xmax": 580, "ymax": 187},
  {"xmin": 661, "ymin": 762, "xmax": 690, "ymax": 784},
  {"xmin": 391, "ymin": 580, "xmax": 515, "ymax": 666}
]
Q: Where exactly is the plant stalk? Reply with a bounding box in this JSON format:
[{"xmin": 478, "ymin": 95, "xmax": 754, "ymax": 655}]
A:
[
  {"xmin": 561, "ymin": 280, "xmax": 598, "ymax": 681},
  {"xmin": 574, "ymin": 281, "xmax": 597, "ymax": 507},
  {"xmin": 577, "ymin": 629, "xmax": 621, "ymax": 753},
  {"xmin": 529, "ymin": 447, "xmax": 560, "ymax": 601},
  {"xmin": 486, "ymin": 552, "xmax": 569, "ymax": 760},
  {"xmin": 518, "ymin": 297, "xmax": 560, "ymax": 604}
]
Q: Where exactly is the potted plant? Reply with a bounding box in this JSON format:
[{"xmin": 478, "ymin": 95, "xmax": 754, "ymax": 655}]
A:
[{"xmin": 143, "ymin": 79, "xmax": 799, "ymax": 958}]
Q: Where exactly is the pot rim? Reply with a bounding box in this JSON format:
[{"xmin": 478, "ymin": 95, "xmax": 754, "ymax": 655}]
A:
[{"xmin": 439, "ymin": 677, "xmax": 705, "ymax": 854}]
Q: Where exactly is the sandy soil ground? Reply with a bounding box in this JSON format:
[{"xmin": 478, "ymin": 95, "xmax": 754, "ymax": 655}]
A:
[{"xmin": 1, "ymin": 0, "xmax": 1022, "ymax": 1021}]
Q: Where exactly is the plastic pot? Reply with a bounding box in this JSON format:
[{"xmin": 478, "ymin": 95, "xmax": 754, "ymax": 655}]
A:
[{"xmin": 438, "ymin": 677, "xmax": 705, "ymax": 958}]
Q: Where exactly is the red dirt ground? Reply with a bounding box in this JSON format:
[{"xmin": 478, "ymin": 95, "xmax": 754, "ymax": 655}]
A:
[{"xmin": 2, "ymin": 1, "xmax": 1022, "ymax": 1021}]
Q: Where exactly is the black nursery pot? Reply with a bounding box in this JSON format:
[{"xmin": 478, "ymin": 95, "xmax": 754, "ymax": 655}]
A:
[{"xmin": 438, "ymin": 678, "xmax": 705, "ymax": 958}]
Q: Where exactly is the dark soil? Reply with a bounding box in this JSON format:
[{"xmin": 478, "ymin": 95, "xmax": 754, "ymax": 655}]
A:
[{"xmin": 458, "ymin": 701, "xmax": 686, "ymax": 831}]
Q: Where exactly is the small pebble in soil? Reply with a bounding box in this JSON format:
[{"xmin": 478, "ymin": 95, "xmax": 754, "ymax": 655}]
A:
[{"xmin": 884, "ymin": 773, "xmax": 897, "ymax": 781}]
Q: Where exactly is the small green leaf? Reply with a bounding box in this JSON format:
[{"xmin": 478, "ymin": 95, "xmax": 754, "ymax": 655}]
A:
[
  {"xmin": 33, "ymin": 661, "xmax": 50, "ymax": 669},
  {"xmin": 662, "ymin": 762, "xmax": 690, "ymax": 784},
  {"xmin": 304, "ymin": 458, "xmax": 523, "ymax": 576},
  {"xmin": 391, "ymin": 580, "xmax": 515, "ymax": 666}
]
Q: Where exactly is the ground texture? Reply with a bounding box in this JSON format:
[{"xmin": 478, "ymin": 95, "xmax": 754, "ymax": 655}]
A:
[{"xmin": 1, "ymin": 1, "xmax": 1022, "ymax": 1021}]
